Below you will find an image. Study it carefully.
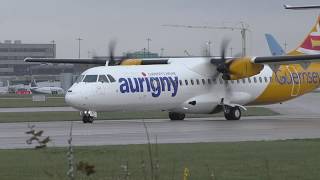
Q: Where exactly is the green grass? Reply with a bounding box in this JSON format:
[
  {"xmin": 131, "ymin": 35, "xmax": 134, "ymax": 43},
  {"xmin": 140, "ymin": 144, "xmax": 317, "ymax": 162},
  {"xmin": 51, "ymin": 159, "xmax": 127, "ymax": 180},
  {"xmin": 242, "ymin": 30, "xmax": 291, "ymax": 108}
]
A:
[
  {"xmin": 0, "ymin": 107, "xmax": 278, "ymax": 123},
  {"xmin": 1, "ymin": 139, "xmax": 320, "ymax": 180},
  {"xmin": 0, "ymin": 96, "xmax": 66, "ymax": 108}
]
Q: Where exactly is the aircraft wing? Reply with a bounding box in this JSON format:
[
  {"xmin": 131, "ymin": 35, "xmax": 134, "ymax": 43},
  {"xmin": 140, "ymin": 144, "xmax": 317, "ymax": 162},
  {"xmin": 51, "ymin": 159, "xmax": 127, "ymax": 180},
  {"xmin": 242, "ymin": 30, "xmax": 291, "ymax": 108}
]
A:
[
  {"xmin": 24, "ymin": 58, "xmax": 107, "ymax": 65},
  {"xmin": 253, "ymin": 54, "xmax": 320, "ymax": 65},
  {"xmin": 24, "ymin": 56, "xmax": 199, "ymax": 64}
]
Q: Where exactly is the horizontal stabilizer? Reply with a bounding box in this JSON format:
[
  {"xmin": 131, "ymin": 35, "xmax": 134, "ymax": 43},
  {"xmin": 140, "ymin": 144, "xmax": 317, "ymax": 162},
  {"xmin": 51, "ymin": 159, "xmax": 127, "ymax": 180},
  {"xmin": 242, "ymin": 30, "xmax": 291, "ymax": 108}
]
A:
[{"xmin": 284, "ymin": 4, "xmax": 320, "ymax": 10}]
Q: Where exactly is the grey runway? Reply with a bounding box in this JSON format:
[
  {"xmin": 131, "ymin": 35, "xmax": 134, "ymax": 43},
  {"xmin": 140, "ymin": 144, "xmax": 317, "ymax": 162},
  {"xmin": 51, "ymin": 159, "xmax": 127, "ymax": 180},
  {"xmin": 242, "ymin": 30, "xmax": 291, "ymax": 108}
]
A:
[
  {"xmin": 1, "ymin": 115, "xmax": 320, "ymax": 149},
  {"xmin": 0, "ymin": 93, "xmax": 319, "ymax": 114},
  {"xmin": 0, "ymin": 93, "xmax": 319, "ymax": 149}
]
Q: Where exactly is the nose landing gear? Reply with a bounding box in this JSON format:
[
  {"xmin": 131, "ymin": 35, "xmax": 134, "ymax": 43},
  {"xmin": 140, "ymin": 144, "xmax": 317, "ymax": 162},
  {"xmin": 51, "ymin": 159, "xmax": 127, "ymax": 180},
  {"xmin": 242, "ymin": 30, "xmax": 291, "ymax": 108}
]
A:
[
  {"xmin": 169, "ymin": 112, "xmax": 185, "ymax": 120},
  {"xmin": 82, "ymin": 115, "xmax": 94, "ymax": 123},
  {"xmin": 80, "ymin": 111, "xmax": 97, "ymax": 123}
]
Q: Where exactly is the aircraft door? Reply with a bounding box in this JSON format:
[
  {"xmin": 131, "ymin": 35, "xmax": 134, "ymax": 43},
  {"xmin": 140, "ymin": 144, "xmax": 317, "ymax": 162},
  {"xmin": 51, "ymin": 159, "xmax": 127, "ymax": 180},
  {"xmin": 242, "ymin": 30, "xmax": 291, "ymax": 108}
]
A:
[{"xmin": 286, "ymin": 65, "xmax": 301, "ymax": 97}]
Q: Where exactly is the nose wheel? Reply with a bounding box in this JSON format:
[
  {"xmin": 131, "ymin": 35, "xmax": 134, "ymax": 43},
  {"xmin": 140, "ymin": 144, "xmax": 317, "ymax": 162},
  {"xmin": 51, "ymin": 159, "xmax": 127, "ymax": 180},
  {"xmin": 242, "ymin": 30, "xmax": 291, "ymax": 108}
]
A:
[
  {"xmin": 82, "ymin": 115, "xmax": 94, "ymax": 123},
  {"xmin": 169, "ymin": 112, "xmax": 185, "ymax": 120},
  {"xmin": 80, "ymin": 111, "xmax": 97, "ymax": 123}
]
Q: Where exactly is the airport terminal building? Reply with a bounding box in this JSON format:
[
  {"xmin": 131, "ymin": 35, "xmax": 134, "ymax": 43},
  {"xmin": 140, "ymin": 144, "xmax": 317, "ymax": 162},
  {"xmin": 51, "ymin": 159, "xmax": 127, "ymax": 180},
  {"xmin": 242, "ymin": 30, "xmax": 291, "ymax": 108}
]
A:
[{"xmin": 0, "ymin": 40, "xmax": 57, "ymax": 76}]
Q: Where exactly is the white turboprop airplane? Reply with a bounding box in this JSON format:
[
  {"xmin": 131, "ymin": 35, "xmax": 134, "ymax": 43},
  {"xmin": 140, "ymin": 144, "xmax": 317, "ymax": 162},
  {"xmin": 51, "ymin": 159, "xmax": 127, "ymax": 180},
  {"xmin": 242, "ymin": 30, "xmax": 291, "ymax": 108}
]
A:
[
  {"xmin": 30, "ymin": 80, "xmax": 64, "ymax": 95},
  {"xmin": 26, "ymin": 17, "xmax": 320, "ymax": 123}
]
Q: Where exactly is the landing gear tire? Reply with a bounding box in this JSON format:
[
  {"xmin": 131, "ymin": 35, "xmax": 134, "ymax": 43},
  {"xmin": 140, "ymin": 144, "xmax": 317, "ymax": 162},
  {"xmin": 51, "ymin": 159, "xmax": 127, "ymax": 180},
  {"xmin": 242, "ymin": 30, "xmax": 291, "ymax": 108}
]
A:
[
  {"xmin": 82, "ymin": 115, "xmax": 94, "ymax": 123},
  {"xmin": 169, "ymin": 112, "xmax": 185, "ymax": 121},
  {"xmin": 224, "ymin": 106, "xmax": 241, "ymax": 120}
]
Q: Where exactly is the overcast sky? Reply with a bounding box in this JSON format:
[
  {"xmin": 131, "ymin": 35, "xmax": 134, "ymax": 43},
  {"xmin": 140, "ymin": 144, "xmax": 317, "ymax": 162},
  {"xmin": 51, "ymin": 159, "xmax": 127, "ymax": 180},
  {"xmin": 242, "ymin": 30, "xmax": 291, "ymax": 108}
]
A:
[{"xmin": 0, "ymin": 0, "xmax": 319, "ymax": 58}]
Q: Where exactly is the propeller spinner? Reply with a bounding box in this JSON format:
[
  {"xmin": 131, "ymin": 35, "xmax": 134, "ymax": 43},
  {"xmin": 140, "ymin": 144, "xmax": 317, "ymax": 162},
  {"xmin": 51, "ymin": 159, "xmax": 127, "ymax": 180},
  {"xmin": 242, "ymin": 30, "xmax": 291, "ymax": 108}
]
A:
[{"xmin": 211, "ymin": 39, "xmax": 232, "ymax": 80}]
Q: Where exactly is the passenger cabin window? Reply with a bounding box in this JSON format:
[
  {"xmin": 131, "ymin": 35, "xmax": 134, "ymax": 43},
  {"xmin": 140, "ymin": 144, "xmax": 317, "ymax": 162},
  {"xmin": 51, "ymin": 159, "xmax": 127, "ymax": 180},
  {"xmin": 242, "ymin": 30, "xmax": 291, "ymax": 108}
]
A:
[
  {"xmin": 185, "ymin": 80, "xmax": 188, "ymax": 86},
  {"xmin": 83, "ymin": 75, "xmax": 98, "ymax": 83},
  {"xmin": 208, "ymin": 79, "xmax": 211, "ymax": 84},
  {"xmin": 107, "ymin": 74, "xmax": 116, "ymax": 83},
  {"xmin": 98, "ymin": 75, "xmax": 109, "ymax": 83},
  {"xmin": 248, "ymin": 77, "xmax": 252, "ymax": 83},
  {"xmin": 179, "ymin": 80, "xmax": 183, "ymax": 86},
  {"xmin": 202, "ymin": 79, "xmax": 206, "ymax": 85},
  {"xmin": 253, "ymin": 77, "xmax": 257, "ymax": 83},
  {"xmin": 213, "ymin": 79, "xmax": 217, "ymax": 84},
  {"xmin": 196, "ymin": 79, "xmax": 200, "ymax": 85},
  {"xmin": 191, "ymin": 79, "xmax": 194, "ymax": 85},
  {"xmin": 264, "ymin": 77, "xmax": 268, "ymax": 83}
]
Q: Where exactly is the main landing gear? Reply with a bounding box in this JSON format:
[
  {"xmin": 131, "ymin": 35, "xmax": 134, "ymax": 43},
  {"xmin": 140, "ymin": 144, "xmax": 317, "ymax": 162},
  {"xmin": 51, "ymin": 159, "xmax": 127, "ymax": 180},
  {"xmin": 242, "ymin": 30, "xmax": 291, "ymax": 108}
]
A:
[
  {"xmin": 80, "ymin": 111, "xmax": 97, "ymax": 123},
  {"xmin": 168, "ymin": 106, "xmax": 242, "ymax": 121},
  {"xmin": 169, "ymin": 112, "xmax": 185, "ymax": 120},
  {"xmin": 223, "ymin": 106, "xmax": 241, "ymax": 120}
]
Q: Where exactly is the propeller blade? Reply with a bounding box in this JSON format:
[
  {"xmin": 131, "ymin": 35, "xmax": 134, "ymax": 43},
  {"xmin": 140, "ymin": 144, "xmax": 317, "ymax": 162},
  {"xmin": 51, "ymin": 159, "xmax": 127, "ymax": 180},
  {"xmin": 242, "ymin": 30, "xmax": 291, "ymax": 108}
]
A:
[
  {"xmin": 212, "ymin": 71, "xmax": 220, "ymax": 80},
  {"xmin": 224, "ymin": 79, "xmax": 231, "ymax": 95},
  {"xmin": 108, "ymin": 41, "xmax": 116, "ymax": 66},
  {"xmin": 220, "ymin": 38, "xmax": 230, "ymax": 63}
]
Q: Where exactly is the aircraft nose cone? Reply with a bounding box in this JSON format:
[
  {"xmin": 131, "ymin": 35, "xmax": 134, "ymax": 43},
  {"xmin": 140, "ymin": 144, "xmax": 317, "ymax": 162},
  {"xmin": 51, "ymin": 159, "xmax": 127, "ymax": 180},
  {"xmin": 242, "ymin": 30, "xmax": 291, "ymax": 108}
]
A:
[
  {"xmin": 65, "ymin": 90, "xmax": 74, "ymax": 106},
  {"xmin": 65, "ymin": 89, "xmax": 81, "ymax": 108}
]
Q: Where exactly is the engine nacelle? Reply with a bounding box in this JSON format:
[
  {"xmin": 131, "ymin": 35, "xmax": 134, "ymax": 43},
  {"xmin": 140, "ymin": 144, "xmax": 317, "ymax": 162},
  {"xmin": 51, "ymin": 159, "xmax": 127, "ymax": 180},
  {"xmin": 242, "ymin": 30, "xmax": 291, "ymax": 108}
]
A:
[
  {"xmin": 120, "ymin": 59, "xmax": 142, "ymax": 65},
  {"xmin": 228, "ymin": 57, "xmax": 263, "ymax": 80},
  {"xmin": 120, "ymin": 59, "xmax": 169, "ymax": 66}
]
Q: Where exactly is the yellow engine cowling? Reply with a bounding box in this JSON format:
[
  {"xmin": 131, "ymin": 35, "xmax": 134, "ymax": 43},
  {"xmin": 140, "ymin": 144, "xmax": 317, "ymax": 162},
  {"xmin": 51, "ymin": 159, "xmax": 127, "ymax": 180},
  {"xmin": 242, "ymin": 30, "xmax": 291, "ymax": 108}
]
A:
[
  {"xmin": 120, "ymin": 59, "xmax": 142, "ymax": 65},
  {"xmin": 228, "ymin": 57, "xmax": 264, "ymax": 80}
]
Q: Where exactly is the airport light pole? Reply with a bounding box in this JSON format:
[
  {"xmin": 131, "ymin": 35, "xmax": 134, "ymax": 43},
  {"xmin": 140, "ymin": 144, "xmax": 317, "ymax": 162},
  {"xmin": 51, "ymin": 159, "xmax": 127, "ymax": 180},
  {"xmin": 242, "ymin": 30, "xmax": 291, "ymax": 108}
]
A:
[
  {"xmin": 207, "ymin": 40, "xmax": 212, "ymax": 56},
  {"xmin": 284, "ymin": 41, "xmax": 288, "ymax": 53},
  {"xmin": 147, "ymin": 38, "xmax": 151, "ymax": 57},
  {"xmin": 50, "ymin": 40, "xmax": 56, "ymax": 58},
  {"xmin": 143, "ymin": 48, "xmax": 146, "ymax": 58},
  {"xmin": 76, "ymin": 38, "xmax": 83, "ymax": 59},
  {"xmin": 230, "ymin": 47, "xmax": 233, "ymax": 57}
]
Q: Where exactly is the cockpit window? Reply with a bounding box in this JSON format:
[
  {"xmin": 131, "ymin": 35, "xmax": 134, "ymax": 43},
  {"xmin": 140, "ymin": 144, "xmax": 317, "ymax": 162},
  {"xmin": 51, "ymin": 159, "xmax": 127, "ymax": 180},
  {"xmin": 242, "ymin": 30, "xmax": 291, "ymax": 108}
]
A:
[
  {"xmin": 107, "ymin": 74, "xmax": 116, "ymax": 83},
  {"xmin": 83, "ymin": 75, "xmax": 98, "ymax": 83},
  {"xmin": 75, "ymin": 75, "xmax": 84, "ymax": 83},
  {"xmin": 98, "ymin": 75, "xmax": 109, "ymax": 83}
]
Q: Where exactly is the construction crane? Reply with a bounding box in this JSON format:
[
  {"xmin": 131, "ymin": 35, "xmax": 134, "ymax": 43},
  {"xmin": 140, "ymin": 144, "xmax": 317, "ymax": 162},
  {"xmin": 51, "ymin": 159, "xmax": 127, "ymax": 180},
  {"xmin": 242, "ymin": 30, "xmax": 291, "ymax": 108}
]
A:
[{"xmin": 163, "ymin": 22, "xmax": 250, "ymax": 57}]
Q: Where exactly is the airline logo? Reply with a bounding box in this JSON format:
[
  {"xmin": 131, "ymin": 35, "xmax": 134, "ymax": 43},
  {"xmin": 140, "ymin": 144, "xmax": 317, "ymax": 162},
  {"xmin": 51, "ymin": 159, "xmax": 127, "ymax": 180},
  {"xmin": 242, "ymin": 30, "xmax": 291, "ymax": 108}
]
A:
[
  {"xmin": 118, "ymin": 72, "xmax": 179, "ymax": 97},
  {"xmin": 298, "ymin": 19, "xmax": 320, "ymax": 54},
  {"xmin": 311, "ymin": 37, "xmax": 320, "ymax": 47},
  {"xmin": 275, "ymin": 71, "xmax": 320, "ymax": 85}
]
